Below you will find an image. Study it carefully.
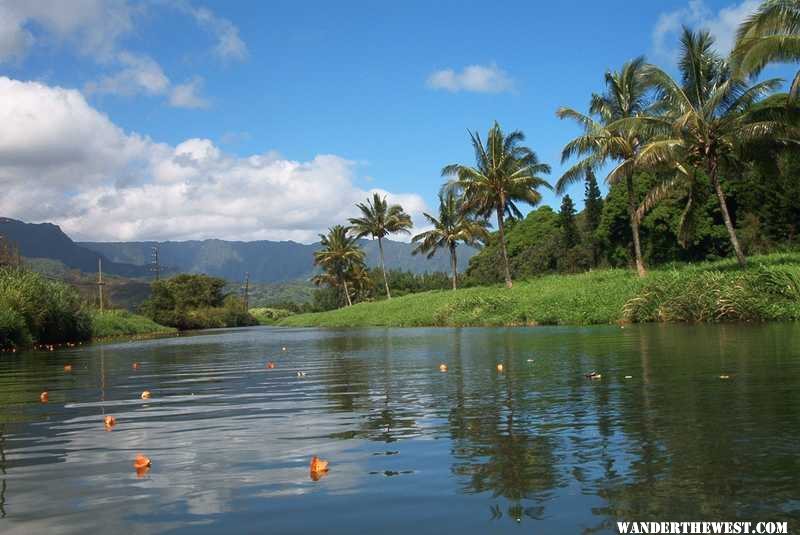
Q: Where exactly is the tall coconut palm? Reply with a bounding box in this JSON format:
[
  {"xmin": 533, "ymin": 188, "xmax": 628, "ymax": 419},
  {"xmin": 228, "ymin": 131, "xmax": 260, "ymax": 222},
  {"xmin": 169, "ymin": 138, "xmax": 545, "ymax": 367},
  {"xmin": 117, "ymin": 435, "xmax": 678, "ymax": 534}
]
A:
[
  {"xmin": 633, "ymin": 28, "xmax": 785, "ymax": 267},
  {"xmin": 442, "ymin": 122, "xmax": 551, "ymax": 288},
  {"xmin": 313, "ymin": 225, "xmax": 365, "ymax": 307},
  {"xmin": 411, "ymin": 189, "xmax": 490, "ymax": 290},
  {"xmin": 348, "ymin": 193, "xmax": 412, "ymax": 299},
  {"xmin": 556, "ymin": 56, "xmax": 653, "ymax": 277},
  {"xmin": 733, "ymin": 0, "xmax": 800, "ymax": 100}
]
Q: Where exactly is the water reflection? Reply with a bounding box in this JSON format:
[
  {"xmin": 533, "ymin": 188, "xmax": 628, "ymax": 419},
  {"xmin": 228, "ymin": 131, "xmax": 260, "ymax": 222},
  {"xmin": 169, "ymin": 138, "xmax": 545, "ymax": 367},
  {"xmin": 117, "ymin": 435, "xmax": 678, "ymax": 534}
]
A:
[{"xmin": 0, "ymin": 324, "xmax": 798, "ymax": 533}]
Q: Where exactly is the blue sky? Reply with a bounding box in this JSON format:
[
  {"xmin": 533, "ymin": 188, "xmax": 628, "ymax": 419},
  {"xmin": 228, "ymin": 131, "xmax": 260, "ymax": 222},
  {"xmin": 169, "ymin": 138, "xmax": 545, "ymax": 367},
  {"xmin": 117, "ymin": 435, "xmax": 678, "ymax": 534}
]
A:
[{"xmin": 0, "ymin": 0, "xmax": 787, "ymax": 242}]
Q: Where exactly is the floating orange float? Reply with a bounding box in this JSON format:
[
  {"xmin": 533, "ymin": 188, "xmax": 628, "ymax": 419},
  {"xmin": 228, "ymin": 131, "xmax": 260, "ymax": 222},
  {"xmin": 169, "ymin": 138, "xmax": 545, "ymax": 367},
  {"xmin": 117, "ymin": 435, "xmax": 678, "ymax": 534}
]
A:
[
  {"xmin": 132, "ymin": 362, "xmax": 140, "ymax": 370},
  {"xmin": 266, "ymin": 362, "xmax": 276, "ymax": 369},
  {"xmin": 496, "ymin": 364, "xmax": 504, "ymax": 373},
  {"xmin": 40, "ymin": 391, "xmax": 49, "ymax": 403},
  {"xmin": 134, "ymin": 454, "xmax": 151, "ymax": 476},
  {"xmin": 439, "ymin": 363, "xmax": 448, "ymax": 372},
  {"xmin": 141, "ymin": 390, "xmax": 152, "ymax": 400},
  {"xmin": 309, "ymin": 455, "xmax": 329, "ymax": 480},
  {"xmin": 63, "ymin": 364, "xmax": 72, "ymax": 373},
  {"xmin": 104, "ymin": 415, "xmax": 116, "ymax": 428}
]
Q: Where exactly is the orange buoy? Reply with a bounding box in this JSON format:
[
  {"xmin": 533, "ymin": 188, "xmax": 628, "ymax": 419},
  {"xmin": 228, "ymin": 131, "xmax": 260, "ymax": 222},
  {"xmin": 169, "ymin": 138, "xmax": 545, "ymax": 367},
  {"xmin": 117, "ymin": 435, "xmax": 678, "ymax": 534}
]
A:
[
  {"xmin": 134, "ymin": 454, "xmax": 151, "ymax": 476},
  {"xmin": 63, "ymin": 364, "xmax": 72, "ymax": 373},
  {"xmin": 141, "ymin": 390, "xmax": 151, "ymax": 400},
  {"xmin": 40, "ymin": 391, "xmax": 49, "ymax": 403},
  {"xmin": 132, "ymin": 362, "xmax": 140, "ymax": 370},
  {"xmin": 496, "ymin": 364, "xmax": 504, "ymax": 373},
  {"xmin": 439, "ymin": 363, "xmax": 448, "ymax": 372},
  {"xmin": 266, "ymin": 362, "xmax": 276, "ymax": 369},
  {"xmin": 309, "ymin": 455, "xmax": 329, "ymax": 480},
  {"xmin": 104, "ymin": 415, "xmax": 116, "ymax": 428}
]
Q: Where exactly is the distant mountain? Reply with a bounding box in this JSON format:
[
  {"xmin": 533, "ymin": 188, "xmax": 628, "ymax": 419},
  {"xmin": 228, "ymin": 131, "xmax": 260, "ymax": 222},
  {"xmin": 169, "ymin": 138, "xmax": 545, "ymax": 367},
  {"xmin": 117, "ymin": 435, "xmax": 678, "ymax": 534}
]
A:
[
  {"xmin": 1, "ymin": 216, "xmax": 476, "ymax": 284},
  {"xmin": 81, "ymin": 238, "xmax": 476, "ymax": 283},
  {"xmin": 0, "ymin": 217, "xmax": 149, "ymax": 277}
]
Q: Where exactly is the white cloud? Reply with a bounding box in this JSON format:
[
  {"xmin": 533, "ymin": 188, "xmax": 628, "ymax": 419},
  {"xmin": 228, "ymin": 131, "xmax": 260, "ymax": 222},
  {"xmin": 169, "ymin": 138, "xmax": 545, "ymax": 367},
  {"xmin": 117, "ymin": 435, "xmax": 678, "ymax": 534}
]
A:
[
  {"xmin": 0, "ymin": 0, "xmax": 137, "ymax": 63},
  {"xmin": 85, "ymin": 52, "xmax": 170, "ymax": 96},
  {"xmin": 169, "ymin": 76, "xmax": 210, "ymax": 109},
  {"xmin": 652, "ymin": 0, "xmax": 761, "ymax": 63},
  {"xmin": 180, "ymin": 4, "xmax": 248, "ymax": 62},
  {"xmin": 0, "ymin": 76, "xmax": 427, "ymax": 242},
  {"xmin": 0, "ymin": 1, "xmax": 243, "ymax": 107},
  {"xmin": 426, "ymin": 63, "xmax": 515, "ymax": 93}
]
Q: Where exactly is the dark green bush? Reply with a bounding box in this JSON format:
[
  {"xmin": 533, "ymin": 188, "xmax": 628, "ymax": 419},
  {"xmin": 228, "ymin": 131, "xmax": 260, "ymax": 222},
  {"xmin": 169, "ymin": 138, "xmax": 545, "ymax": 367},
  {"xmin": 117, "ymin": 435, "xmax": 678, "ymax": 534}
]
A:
[
  {"xmin": 0, "ymin": 268, "xmax": 92, "ymax": 348},
  {"xmin": 141, "ymin": 274, "xmax": 257, "ymax": 330}
]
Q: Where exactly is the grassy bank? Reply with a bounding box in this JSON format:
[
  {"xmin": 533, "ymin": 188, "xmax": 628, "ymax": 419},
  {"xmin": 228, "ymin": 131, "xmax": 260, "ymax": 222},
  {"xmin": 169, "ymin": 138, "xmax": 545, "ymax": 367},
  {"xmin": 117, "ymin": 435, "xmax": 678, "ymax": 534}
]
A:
[
  {"xmin": 90, "ymin": 310, "xmax": 176, "ymax": 339},
  {"xmin": 280, "ymin": 253, "xmax": 800, "ymax": 327}
]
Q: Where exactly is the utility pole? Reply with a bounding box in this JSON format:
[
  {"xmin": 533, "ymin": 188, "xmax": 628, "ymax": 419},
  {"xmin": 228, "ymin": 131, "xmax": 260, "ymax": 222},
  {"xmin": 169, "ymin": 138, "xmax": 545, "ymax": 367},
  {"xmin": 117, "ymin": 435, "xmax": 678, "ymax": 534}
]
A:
[
  {"xmin": 242, "ymin": 272, "xmax": 250, "ymax": 311},
  {"xmin": 151, "ymin": 246, "xmax": 161, "ymax": 281},
  {"xmin": 97, "ymin": 257, "xmax": 105, "ymax": 312}
]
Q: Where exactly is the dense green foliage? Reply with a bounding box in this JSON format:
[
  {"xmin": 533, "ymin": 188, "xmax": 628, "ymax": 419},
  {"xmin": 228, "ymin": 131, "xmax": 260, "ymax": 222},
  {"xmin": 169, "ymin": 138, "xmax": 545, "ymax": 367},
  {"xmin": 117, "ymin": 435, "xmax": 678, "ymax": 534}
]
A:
[
  {"xmin": 281, "ymin": 253, "xmax": 800, "ymax": 328},
  {"xmin": 142, "ymin": 274, "xmax": 257, "ymax": 330},
  {"xmin": 0, "ymin": 268, "xmax": 92, "ymax": 349},
  {"xmin": 90, "ymin": 310, "xmax": 176, "ymax": 338}
]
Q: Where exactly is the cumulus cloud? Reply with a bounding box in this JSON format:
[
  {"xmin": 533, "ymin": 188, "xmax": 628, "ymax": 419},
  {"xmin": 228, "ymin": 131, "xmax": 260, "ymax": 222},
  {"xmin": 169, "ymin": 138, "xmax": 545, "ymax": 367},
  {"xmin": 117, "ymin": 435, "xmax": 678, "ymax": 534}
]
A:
[
  {"xmin": 426, "ymin": 63, "xmax": 515, "ymax": 93},
  {"xmin": 0, "ymin": 76, "xmax": 427, "ymax": 242},
  {"xmin": 652, "ymin": 0, "xmax": 761, "ymax": 63},
  {"xmin": 169, "ymin": 76, "xmax": 210, "ymax": 109}
]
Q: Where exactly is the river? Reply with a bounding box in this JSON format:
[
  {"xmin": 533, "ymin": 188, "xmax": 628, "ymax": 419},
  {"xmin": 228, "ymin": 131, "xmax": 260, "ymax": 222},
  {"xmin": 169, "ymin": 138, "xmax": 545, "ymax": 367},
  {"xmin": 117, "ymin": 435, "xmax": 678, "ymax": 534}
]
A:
[{"xmin": 1, "ymin": 324, "xmax": 798, "ymax": 533}]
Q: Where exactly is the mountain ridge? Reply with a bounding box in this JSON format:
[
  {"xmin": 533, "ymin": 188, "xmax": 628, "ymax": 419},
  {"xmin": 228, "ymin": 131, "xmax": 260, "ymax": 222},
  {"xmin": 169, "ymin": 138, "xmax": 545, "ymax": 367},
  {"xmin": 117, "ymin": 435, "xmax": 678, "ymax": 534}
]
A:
[{"xmin": 0, "ymin": 217, "xmax": 475, "ymax": 283}]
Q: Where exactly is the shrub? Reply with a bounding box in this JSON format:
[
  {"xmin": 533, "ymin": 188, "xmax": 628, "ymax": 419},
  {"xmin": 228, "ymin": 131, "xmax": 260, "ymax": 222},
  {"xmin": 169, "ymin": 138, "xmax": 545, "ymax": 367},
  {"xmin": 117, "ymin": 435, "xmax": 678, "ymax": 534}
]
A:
[
  {"xmin": 0, "ymin": 268, "xmax": 92, "ymax": 347},
  {"xmin": 0, "ymin": 307, "xmax": 30, "ymax": 349},
  {"xmin": 141, "ymin": 274, "xmax": 258, "ymax": 330},
  {"xmin": 250, "ymin": 307, "xmax": 295, "ymax": 324}
]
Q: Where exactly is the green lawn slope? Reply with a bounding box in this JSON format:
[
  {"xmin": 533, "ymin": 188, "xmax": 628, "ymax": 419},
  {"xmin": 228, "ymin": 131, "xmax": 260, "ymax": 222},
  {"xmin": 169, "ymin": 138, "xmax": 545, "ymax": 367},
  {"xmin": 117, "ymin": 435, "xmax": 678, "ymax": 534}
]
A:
[{"xmin": 279, "ymin": 253, "xmax": 800, "ymax": 328}]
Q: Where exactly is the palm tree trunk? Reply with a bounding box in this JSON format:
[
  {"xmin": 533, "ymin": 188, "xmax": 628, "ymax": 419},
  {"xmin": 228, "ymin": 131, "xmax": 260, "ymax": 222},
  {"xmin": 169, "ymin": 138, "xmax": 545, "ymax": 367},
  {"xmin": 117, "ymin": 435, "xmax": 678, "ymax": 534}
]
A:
[
  {"xmin": 709, "ymin": 161, "xmax": 746, "ymax": 267},
  {"xmin": 378, "ymin": 237, "xmax": 391, "ymax": 299},
  {"xmin": 342, "ymin": 279, "xmax": 352, "ymax": 307},
  {"xmin": 626, "ymin": 173, "xmax": 646, "ymax": 277},
  {"xmin": 496, "ymin": 198, "xmax": 513, "ymax": 289},
  {"xmin": 450, "ymin": 244, "xmax": 458, "ymax": 290}
]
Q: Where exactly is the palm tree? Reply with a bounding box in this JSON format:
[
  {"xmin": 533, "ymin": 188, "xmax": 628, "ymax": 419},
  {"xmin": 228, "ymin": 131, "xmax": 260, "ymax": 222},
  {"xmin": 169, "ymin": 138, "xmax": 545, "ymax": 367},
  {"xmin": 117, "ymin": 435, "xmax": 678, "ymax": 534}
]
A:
[
  {"xmin": 442, "ymin": 122, "xmax": 551, "ymax": 288},
  {"xmin": 348, "ymin": 193, "xmax": 413, "ymax": 299},
  {"xmin": 633, "ymin": 28, "xmax": 785, "ymax": 267},
  {"xmin": 733, "ymin": 0, "xmax": 800, "ymax": 100},
  {"xmin": 556, "ymin": 56, "xmax": 653, "ymax": 277},
  {"xmin": 411, "ymin": 189, "xmax": 490, "ymax": 290},
  {"xmin": 313, "ymin": 225, "xmax": 365, "ymax": 307}
]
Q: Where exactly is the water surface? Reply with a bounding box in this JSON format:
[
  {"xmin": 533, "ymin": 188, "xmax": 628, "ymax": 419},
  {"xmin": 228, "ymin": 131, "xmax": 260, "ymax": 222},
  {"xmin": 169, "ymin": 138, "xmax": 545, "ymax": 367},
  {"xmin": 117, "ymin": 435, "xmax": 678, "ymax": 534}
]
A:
[{"xmin": 1, "ymin": 324, "xmax": 799, "ymax": 533}]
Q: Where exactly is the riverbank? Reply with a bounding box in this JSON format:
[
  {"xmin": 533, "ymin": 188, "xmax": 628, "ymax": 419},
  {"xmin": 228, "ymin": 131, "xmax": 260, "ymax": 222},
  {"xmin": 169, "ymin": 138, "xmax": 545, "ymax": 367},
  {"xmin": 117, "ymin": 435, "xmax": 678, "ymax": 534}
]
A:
[
  {"xmin": 90, "ymin": 310, "xmax": 177, "ymax": 338},
  {"xmin": 279, "ymin": 253, "xmax": 800, "ymax": 327}
]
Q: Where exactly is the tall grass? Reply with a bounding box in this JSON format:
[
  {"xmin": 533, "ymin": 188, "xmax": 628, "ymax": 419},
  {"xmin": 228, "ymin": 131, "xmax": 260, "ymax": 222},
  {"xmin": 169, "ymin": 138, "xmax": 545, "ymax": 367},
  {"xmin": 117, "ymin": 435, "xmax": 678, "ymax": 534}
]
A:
[
  {"xmin": 90, "ymin": 310, "xmax": 177, "ymax": 338},
  {"xmin": 0, "ymin": 267, "xmax": 92, "ymax": 348},
  {"xmin": 280, "ymin": 253, "xmax": 800, "ymax": 328}
]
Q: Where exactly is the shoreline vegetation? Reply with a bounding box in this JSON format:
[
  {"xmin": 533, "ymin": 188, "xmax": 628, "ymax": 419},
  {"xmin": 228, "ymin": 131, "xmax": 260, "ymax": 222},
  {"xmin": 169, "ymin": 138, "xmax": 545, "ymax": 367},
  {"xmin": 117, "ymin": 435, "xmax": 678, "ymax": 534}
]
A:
[{"xmin": 279, "ymin": 253, "xmax": 800, "ymax": 328}]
